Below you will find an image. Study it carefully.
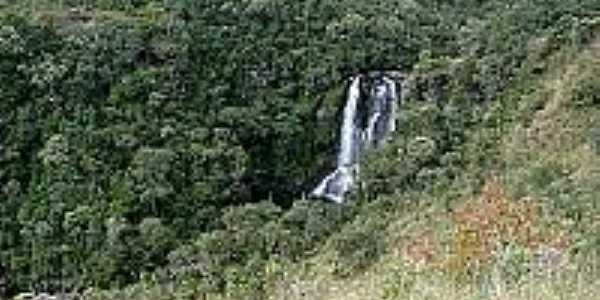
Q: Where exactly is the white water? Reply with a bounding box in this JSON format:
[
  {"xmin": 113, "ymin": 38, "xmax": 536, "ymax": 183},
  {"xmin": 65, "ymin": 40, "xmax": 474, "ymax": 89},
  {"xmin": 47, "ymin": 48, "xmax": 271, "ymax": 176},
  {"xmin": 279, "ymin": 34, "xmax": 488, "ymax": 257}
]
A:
[
  {"xmin": 385, "ymin": 77, "xmax": 397, "ymax": 133},
  {"xmin": 311, "ymin": 74, "xmax": 397, "ymax": 203},
  {"xmin": 312, "ymin": 76, "xmax": 362, "ymax": 203},
  {"xmin": 338, "ymin": 76, "xmax": 363, "ymax": 167}
]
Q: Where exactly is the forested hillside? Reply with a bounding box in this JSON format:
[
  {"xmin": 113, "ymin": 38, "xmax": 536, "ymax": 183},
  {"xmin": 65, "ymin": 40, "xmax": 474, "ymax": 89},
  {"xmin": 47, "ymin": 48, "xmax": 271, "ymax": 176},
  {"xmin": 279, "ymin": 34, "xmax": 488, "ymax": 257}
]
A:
[{"xmin": 1, "ymin": 1, "xmax": 600, "ymax": 299}]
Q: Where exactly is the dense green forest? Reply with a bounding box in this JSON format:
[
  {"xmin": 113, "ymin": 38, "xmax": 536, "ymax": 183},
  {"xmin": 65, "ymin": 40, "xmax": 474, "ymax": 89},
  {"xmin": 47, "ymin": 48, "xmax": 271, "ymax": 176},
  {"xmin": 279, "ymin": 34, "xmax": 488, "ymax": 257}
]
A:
[{"xmin": 1, "ymin": 0, "xmax": 600, "ymax": 299}]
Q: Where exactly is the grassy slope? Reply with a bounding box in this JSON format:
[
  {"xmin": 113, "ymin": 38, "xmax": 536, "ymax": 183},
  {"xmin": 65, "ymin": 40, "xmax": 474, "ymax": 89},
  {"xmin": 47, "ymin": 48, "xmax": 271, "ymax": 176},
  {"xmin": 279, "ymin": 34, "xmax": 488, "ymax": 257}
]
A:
[{"xmin": 264, "ymin": 39, "xmax": 600, "ymax": 300}]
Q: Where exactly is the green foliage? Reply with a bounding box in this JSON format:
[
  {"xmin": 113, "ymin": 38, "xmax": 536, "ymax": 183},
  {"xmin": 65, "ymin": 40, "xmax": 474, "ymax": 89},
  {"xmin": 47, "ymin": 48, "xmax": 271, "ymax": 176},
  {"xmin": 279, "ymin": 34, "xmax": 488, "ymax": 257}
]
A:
[
  {"xmin": 267, "ymin": 200, "xmax": 354, "ymax": 261},
  {"xmin": 571, "ymin": 67, "xmax": 600, "ymax": 108},
  {"xmin": 165, "ymin": 202, "xmax": 281, "ymax": 294},
  {"xmin": 1, "ymin": 0, "xmax": 600, "ymax": 297},
  {"xmin": 360, "ymin": 100, "xmax": 467, "ymax": 199},
  {"xmin": 330, "ymin": 215, "xmax": 388, "ymax": 277},
  {"xmin": 163, "ymin": 200, "xmax": 354, "ymax": 297}
]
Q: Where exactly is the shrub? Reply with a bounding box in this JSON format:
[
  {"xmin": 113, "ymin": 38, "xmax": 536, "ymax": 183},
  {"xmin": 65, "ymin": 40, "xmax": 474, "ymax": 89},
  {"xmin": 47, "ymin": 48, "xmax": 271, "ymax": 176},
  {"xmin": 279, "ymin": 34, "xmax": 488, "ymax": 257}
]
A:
[
  {"xmin": 166, "ymin": 202, "xmax": 282, "ymax": 293},
  {"xmin": 571, "ymin": 66, "xmax": 600, "ymax": 108},
  {"xmin": 266, "ymin": 200, "xmax": 354, "ymax": 261},
  {"xmin": 330, "ymin": 214, "xmax": 388, "ymax": 277}
]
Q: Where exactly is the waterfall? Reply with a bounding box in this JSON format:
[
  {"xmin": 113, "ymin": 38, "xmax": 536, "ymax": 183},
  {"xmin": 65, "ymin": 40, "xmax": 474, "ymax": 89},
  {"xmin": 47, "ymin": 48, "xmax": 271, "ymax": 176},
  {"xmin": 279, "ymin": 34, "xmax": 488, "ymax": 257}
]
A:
[{"xmin": 311, "ymin": 74, "xmax": 398, "ymax": 203}]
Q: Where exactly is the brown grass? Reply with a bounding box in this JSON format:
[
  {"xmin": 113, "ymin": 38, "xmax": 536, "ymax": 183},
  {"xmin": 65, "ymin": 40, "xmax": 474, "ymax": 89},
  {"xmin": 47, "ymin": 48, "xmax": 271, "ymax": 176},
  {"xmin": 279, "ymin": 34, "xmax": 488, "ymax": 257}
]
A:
[{"xmin": 443, "ymin": 179, "xmax": 568, "ymax": 274}]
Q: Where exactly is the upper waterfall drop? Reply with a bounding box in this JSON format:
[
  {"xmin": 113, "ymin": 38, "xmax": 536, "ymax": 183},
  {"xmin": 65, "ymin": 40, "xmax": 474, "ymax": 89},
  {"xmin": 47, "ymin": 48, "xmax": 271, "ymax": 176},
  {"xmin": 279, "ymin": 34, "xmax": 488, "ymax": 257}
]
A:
[
  {"xmin": 338, "ymin": 76, "xmax": 363, "ymax": 168},
  {"xmin": 311, "ymin": 73, "xmax": 399, "ymax": 203}
]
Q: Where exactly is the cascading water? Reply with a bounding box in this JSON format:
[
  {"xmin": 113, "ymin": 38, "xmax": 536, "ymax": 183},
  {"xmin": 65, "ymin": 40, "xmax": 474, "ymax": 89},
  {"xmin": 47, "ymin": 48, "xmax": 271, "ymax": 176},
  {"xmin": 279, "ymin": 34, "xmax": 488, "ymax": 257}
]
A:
[{"xmin": 311, "ymin": 74, "xmax": 398, "ymax": 203}]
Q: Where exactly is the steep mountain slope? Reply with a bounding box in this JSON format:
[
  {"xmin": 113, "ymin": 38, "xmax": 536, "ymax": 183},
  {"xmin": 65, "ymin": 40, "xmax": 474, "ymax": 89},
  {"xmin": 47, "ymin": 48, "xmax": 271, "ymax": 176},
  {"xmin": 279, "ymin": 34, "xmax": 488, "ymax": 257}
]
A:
[
  {"xmin": 88, "ymin": 25, "xmax": 600, "ymax": 300},
  {"xmin": 2, "ymin": 1, "xmax": 600, "ymax": 299},
  {"xmin": 265, "ymin": 39, "xmax": 600, "ymax": 300}
]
